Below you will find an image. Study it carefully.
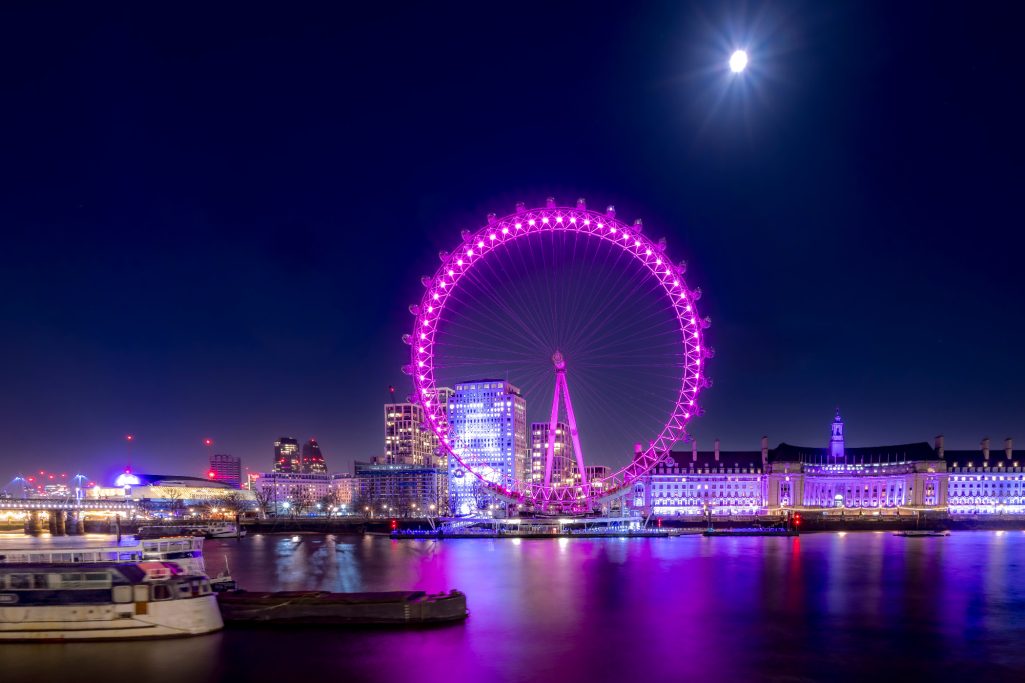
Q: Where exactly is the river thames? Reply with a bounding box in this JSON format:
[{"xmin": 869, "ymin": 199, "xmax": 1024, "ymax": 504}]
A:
[{"xmin": 3, "ymin": 531, "xmax": 1025, "ymax": 682}]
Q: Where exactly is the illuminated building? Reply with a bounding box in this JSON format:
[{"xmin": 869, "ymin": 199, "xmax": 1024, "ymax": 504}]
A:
[
  {"xmin": 301, "ymin": 439, "xmax": 328, "ymax": 474},
  {"xmin": 584, "ymin": 465, "xmax": 611, "ymax": 495},
  {"xmin": 944, "ymin": 438, "xmax": 1025, "ymax": 513},
  {"xmin": 354, "ymin": 462, "xmax": 447, "ymax": 517},
  {"xmin": 384, "ymin": 403, "xmax": 439, "ymax": 466},
  {"xmin": 208, "ymin": 454, "xmax": 242, "ymax": 488},
  {"xmin": 254, "ymin": 471, "xmax": 332, "ymax": 515},
  {"xmin": 634, "ymin": 438, "xmax": 765, "ymax": 516},
  {"xmin": 273, "ymin": 437, "xmax": 300, "ymax": 473},
  {"xmin": 90, "ymin": 473, "xmax": 257, "ymax": 513},
  {"xmin": 330, "ymin": 474, "xmax": 356, "ymax": 507},
  {"xmin": 633, "ymin": 411, "xmax": 1023, "ymax": 516},
  {"xmin": 529, "ymin": 421, "xmax": 576, "ymax": 487},
  {"xmin": 446, "ymin": 379, "xmax": 527, "ymax": 516}
]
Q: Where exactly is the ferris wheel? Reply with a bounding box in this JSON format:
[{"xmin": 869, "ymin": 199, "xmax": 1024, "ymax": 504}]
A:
[{"xmin": 404, "ymin": 198, "xmax": 711, "ymax": 511}]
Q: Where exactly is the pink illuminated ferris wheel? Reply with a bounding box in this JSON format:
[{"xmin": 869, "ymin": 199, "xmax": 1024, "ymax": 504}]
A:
[{"xmin": 404, "ymin": 198, "xmax": 711, "ymax": 511}]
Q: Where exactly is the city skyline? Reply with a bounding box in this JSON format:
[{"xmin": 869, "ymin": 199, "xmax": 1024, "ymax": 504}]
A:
[{"xmin": 2, "ymin": 3, "xmax": 1023, "ymax": 480}]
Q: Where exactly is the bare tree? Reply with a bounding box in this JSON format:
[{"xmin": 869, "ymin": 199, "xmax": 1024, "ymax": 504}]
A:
[
  {"xmin": 220, "ymin": 491, "xmax": 252, "ymax": 519},
  {"xmin": 252, "ymin": 488, "xmax": 273, "ymax": 518},
  {"xmin": 163, "ymin": 487, "xmax": 186, "ymax": 518},
  {"xmin": 288, "ymin": 486, "xmax": 315, "ymax": 519}
]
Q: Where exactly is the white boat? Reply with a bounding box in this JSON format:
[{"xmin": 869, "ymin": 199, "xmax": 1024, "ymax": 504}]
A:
[
  {"xmin": 0, "ymin": 562, "xmax": 223, "ymax": 641},
  {"xmin": 0, "ymin": 536, "xmax": 207, "ymax": 576},
  {"xmin": 138, "ymin": 522, "xmax": 246, "ymax": 539}
]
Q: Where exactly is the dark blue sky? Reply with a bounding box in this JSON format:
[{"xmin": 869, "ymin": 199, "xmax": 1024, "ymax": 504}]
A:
[{"xmin": 2, "ymin": 2, "xmax": 1023, "ymax": 484}]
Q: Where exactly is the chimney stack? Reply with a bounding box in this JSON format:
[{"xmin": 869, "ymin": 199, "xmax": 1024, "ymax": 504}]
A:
[
  {"xmin": 1006, "ymin": 437, "xmax": 1013, "ymax": 459},
  {"xmin": 761, "ymin": 436, "xmax": 769, "ymax": 469},
  {"xmin": 982, "ymin": 437, "xmax": 991, "ymax": 461},
  {"xmin": 714, "ymin": 438, "xmax": 721, "ymax": 462},
  {"xmin": 935, "ymin": 435, "xmax": 945, "ymax": 457},
  {"xmin": 692, "ymin": 439, "xmax": 698, "ymax": 463}
]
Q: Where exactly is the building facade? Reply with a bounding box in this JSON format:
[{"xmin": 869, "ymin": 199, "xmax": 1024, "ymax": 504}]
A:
[
  {"xmin": 354, "ymin": 462, "xmax": 447, "ymax": 517},
  {"xmin": 301, "ymin": 439, "xmax": 328, "ymax": 473},
  {"xmin": 208, "ymin": 454, "xmax": 242, "ymax": 488},
  {"xmin": 446, "ymin": 379, "xmax": 528, "ymax": 516},
  {"xmin": 945, "ymin": 438, "xmax": 1025, "ymax": 513},
  {"xmin": 254, "ymin": 471, "xmax": 333, "ymax": 515},
  {"xmin": 631, "ymin": 412, "xmax": 1024, "ymax": 516},
  {"xmin": 330, "ymin": 474, "xmax": 356, "ymax": 508},
  {"xmin": 384, "ymin": 403, "xmax": 440, "ymax": 466},
  {"xmin": 529, "ymin": 421, "xmax": 577, "ymax": 488},
  {"xmin": 89, "ymin": 473, "xmax": 257, "ymax": 514},
  {"xmin": 273, "ymin": 437, "xmax": 301, "ymax": 473}
]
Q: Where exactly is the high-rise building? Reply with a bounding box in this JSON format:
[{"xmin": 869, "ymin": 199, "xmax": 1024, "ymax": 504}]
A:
[
  {"xmin": 384, "ymin": 403, "xmax": 437, "ymax": 466},
  {"xmin": 208, "ymin": 453, "xmax": 243, "ymax": 488},
  {"xmin": 301, "ymin": 438, "xmax": 328, "ymax": 473},
  {"xmin": 529, "ymin": 421, "xmax": 577, "ymax": 487},
  {"xmin": 273, "ymin": 437, "xmax": 300, "ymax": 473},
  {"xmin": 447, "ymin": 379, "xmax": 527, "ymax": 516}
]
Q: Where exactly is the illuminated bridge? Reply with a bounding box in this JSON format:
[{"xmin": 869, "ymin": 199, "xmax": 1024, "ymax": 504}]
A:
[{"xmin": 0, "ymin": 499, "xmax": 138, "ymax": 536}]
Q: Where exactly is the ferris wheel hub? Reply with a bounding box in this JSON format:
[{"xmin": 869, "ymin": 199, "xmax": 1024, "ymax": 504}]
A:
[{"xmin": 552, "ymin": 350, "xmax": 566, "ymax": 371}]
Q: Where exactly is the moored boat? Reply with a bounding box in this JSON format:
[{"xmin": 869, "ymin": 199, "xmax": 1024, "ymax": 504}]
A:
[
  {"xmin": 0, "ymin": 536, "xmax": 207, "ymax": 576},
  {"xmin": 894, "ymin": 530, "xmax": 950, "ymax": 537},
  {"xmin": 0, "ymin": 562, "xmax": 223, "ymax": 641},
  {"xmin": 216, "ymin": 589, "xmax": 467, "ymax": 625},
  {"xmin": 138, "ymin": 522, "xmax": 245, "ymax": 539}
]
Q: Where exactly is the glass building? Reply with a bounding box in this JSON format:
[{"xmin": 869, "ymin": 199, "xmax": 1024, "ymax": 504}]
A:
[
  {"xmin": 447, "ymin": 379, "xmax": 527, "ymax": 516},
  {"xmin": 301, "ymin": 438, "xmax": 328, "ymax": 474},
  {"xmin": 273, "ymin": 437, "xmax": 301, "ymax": 473}
]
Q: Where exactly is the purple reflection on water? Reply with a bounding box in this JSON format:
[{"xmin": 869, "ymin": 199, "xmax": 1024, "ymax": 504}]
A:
[{"xmin": 3, "ymin": 532, "xmax": 1025, "ymax": 682}]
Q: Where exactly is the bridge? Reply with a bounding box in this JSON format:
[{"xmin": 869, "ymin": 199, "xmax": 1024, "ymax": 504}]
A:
[{"xmin": 0, "ymin": 499, "xmax": 138, "ymax": 536}]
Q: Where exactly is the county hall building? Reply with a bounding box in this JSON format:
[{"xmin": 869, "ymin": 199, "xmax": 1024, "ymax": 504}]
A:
[{"xmin": 632, "ymin": 410, "xmax": 1024, "ymax": 516}]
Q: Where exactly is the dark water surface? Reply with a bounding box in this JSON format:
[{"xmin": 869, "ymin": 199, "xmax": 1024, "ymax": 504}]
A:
[{"xmin": 3, "ymin": 531, "xmax": 1025, "ymax": 682}]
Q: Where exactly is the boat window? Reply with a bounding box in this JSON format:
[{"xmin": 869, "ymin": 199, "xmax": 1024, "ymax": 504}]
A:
[
  {"xmin": 34, "ymin": 574, "xmax": 52, "ymax": 589},
  {"xmin": 10, "ymin": 574, "xmax": 32, "ymax": 589},
  {"xmin": 178, "ymin": 583, "xmax": 192, "ymax": 598},
  {"xmin": 112, "ymin": 585, "xmax": 132, "ymax": 603},
  {"xmin": 60, "ymin": 573, "xmax": 84, "ymax": 588},
  {"xmin": 151, "ymin": 583, "xmax": 173, "ymax": 601},
  {"xmin": 198, "ymin": 580, "xmax": 211, "ymax": 595},
  {"xmin": 119, "ymin": 552, "xmax": 137, "ymax": 561}
]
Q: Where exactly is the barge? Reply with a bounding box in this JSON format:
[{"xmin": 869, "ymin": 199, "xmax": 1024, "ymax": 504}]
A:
[
  {"xmin": 217, "ymin": 589, "xmax": 467, "ymax": 625},
  {"xmin": 702, "ymin": 528, "xmax": 799, "ymax": 537}
]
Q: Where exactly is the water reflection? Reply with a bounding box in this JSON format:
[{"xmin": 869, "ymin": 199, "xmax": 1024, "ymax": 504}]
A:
[{"xmin": 2, "ymin": 532, "xmax": 1024, "ymax": 682}]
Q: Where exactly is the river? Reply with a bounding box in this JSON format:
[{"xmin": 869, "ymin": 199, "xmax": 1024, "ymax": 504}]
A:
[{"xmin": 2, "ymin": 531, "xmax": 1024, "ymax": 682}]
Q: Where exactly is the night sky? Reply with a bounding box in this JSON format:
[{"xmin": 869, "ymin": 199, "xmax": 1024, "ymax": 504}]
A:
[{"xmin": 2, "ymin": 2, "xmax": 1023, "ymax": 485}]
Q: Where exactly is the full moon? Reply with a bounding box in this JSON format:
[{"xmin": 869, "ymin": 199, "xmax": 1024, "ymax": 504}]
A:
[{"xmin": 729, "ymin": 49, "xmax": 748, "ymax": 73}]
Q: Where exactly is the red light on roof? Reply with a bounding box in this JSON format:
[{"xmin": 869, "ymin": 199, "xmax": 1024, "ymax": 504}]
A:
[
  {"xmin": 208, "ymin": 471, "xmax": 216, "ymax": 478},
  {"xmin": 126, "ymin": 434, "xmax": 134, "ymax": 441},
  {"xmin": 27, "ymin": 477, "xmax": 35, "ymax": 482},
  {"xmin": 204, "ymin": 438, "xmax": 213, "ymax": 446}
]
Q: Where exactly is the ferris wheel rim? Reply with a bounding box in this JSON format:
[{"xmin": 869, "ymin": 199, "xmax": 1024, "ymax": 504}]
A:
[{"xmin": 406, "ymin": 202, "xmax": 709, "ymax": 507}]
